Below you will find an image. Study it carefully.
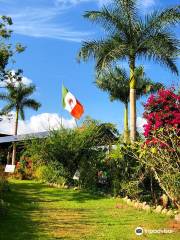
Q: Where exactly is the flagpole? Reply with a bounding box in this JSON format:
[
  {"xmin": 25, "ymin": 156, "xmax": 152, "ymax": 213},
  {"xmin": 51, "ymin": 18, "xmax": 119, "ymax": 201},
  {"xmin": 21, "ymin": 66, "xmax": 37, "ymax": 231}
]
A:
[
  {"xmin": 60, "ymin": 116, "xmax": 63, "ymax": 128},
  {"xmin": 61, "ymin": 80, "xmax": 64, "ymax": 129},
  {"xmin": 74, "ymin": 118, "xmax": 78, "ymax": 128}
]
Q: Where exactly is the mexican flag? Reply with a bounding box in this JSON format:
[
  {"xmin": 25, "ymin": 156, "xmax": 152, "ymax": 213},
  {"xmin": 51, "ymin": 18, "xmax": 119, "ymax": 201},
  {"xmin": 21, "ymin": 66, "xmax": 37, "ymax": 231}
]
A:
[{"xmin": 62, "ymin": 85, "xmax": 84, "ymax": 119}]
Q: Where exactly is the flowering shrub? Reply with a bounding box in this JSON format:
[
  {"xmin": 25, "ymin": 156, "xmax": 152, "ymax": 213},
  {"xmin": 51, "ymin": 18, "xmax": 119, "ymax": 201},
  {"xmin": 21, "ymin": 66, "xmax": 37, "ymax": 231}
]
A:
[
  {"xmin": 133, "ymin": 88, "xmax": 180, "ymax": 208},
  {"xmin": 15, "ymin": 157, "xmax": 33, "ymax": 180},
  {"xmin": 143, "ymin": 88, "xmax": 180, "ymax": 138}
]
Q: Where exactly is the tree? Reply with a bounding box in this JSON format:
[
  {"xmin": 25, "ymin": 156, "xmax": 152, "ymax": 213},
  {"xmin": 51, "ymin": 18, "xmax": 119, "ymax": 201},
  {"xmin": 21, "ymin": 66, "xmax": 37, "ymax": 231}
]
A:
[
  {"xmin": 0, "ymin": 74, "xmax": 41, "ymax": 164},
  {"xmin": 0, "ymin": 16, "xmax": 25, "ymax": 81},
  {"xmin": 96, "ymin": 66, "xmax": 163, "ymax": 142},
  {"xmin": 78, "ymin": 0, "xmax": 180, "ymax": 141}
]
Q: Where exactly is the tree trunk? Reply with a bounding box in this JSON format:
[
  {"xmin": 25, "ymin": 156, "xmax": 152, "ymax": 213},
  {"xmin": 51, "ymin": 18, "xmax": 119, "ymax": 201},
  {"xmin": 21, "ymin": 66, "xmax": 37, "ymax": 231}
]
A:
[
  {"xmin": 124, "ymin": 102, "xmax": 129, "ymax": 143},
  {"xmin": 153, "ymin": 168, "xmax": 180, "ymax": 209},
  {"xmin": 129, "ymin": 57, "xmax": 136, "ymax": 142},
  {"xmin": 12, "ymin": 109, "xmax": 19, "ymax": 165}
]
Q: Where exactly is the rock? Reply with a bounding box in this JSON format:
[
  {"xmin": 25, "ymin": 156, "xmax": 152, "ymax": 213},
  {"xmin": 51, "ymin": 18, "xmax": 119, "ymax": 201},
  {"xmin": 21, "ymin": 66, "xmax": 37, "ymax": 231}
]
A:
[
  {"xmin": 73, "ymin": 187, "xmax": 79, "ymax": 190},
  {"xmin": 122, "ymin": 196, "xmax": 128, "ymax": 201},
  {"xmin": 174, "ymin": 213, "xmax": 180, "ymax": 222},
  {"xmin": 161, "ymin": 209, "xmax": 168, "ymax": 214},
  {"xmin": 126, "ymin": 199, "xmax": 131, "ymax": 205},
  {"xmin": 123, "ymin": 197, "xmax": 127, "ymax": 201},
  {"xmin": 63, "ymin": 185, "xmax": 69, "ymax": 189},
  {"xmin": 154, "ymin": 205, "xmax": 163, "ymax": 213},
  {"xmin": 134, "ymin": 202, "xmax": 139, "ymax": 208},
  {"xmin": 142, "ymin": 202, "xmax": 146, "ymax": 207},
  {"xmin": 144, "ymin": 205, "xmax": 151, "ymax": 212},
  {"xmin": 160, "ymin": 194, "xmax": 168, "ymax": 208},
  {"xmin": 166, "ymin": 210, "xmax": 173, "ymax": 216},
  {"xmin": 138, "ymin": 203, "xmax": 143, "ymax": 209}
]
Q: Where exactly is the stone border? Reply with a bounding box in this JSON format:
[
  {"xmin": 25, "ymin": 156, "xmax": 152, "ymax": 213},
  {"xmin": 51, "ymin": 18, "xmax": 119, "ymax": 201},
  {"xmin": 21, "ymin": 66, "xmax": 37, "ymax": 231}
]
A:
[{"xmin": 122, "ymin": 196, "xmax": 179, "ymax": 217}]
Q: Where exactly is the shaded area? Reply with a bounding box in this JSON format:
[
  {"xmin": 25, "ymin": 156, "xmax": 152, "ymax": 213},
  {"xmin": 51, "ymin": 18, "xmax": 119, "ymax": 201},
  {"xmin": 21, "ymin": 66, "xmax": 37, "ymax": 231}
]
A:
[{"xmin": 0, "ymin": 181, "xmax": 42, "ymax": 240}]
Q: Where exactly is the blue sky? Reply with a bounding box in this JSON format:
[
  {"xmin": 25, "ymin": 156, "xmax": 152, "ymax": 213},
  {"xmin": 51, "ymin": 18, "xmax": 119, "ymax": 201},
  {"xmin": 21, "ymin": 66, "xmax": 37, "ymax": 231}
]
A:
[{"xmin": 0, "ymin": 0, "xmax": 179, "ymax": 134}]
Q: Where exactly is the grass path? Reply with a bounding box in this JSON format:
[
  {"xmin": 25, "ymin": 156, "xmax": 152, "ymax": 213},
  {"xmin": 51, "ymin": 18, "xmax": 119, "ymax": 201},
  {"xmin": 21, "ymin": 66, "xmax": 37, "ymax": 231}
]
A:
[{"xmin": 0, "ymin": 180, "xmax": 179, "ymax": 240}]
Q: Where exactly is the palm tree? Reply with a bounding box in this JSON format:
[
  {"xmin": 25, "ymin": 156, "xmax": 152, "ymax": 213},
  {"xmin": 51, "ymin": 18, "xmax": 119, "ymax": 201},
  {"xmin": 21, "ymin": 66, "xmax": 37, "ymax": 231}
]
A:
[
  {"xmin": 78, "ymin": 0, "xmax": 180, "ymax": 141},
  {"xmin": 0, "ymin": 82, "xmax": 41, "ymax": 164},
  {"xmin": 96, "ymin": 66, "xmax": 163, "ymax": 142}
]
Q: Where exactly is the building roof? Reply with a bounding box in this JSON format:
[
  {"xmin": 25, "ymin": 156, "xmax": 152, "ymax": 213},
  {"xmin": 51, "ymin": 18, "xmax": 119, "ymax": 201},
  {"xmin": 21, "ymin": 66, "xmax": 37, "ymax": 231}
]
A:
[{"xmin": 0, "ymin": 131, "xmax": 49, "ymax": 144}]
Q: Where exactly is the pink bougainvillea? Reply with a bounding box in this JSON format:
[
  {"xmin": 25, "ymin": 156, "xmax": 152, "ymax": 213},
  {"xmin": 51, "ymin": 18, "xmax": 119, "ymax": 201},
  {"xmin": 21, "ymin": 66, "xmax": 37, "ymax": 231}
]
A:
[{"xmin": 143, "ymin": 88, "xmax": 180, "ymax": 138}]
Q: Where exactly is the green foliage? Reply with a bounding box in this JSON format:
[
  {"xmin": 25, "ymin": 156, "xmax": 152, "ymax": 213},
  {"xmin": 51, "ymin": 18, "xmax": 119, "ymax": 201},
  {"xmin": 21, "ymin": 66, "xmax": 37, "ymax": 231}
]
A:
[
  {"xmin": 78, "ymin": 1, "xmax": 180, "ymax": 73},
  {"xmin": 96, "ymin": 66, "xmax": 163, "ymax": 104},
  {"xmin": 14, "ymin": 157, "xmax": 33, "ymax": 180},
  {"xmin": 0, "ymin": 176, "xmax": 9, "ymax": 192},
  {"xmin": 0, "ymin": 80, "xmax": 41, "ymax": 119},
  {"xmin": 0, "ymin": 166, "xmax": 9, "ymax": 216},
  {"xmin": 0, "ymin": 16, "xmax": 25, "ymax": 81},
  {"xmin": 120, "ymin": 180, "xmax": 142, "ymax": 199},
  {"xmin": 107, "ymin": 143, "xmax": 144, "ymax": 197},
  {"xmin": 35, "ymin": 164, "xmax": 66, "ymax": 185},
  {"xmin": 24, "ymin": 120, "xmax": 117, "ymax": 189},
  {"xmin": 124, "ymin": 127, "xmax": 180, "ymax": 208}
]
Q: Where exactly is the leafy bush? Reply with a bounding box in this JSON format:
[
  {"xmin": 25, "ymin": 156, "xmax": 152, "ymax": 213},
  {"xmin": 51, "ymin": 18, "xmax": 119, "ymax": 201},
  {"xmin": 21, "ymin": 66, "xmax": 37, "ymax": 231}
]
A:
[
  {"xmin": 34, "ymin": 163, "xmax": 66, "ymax": 185},
  {"xmin": 24, "ymin": 119, "xmax": 117, "ymax": 189},
  {"xmin": 108, "ymin": 144, "xmax": 145, "ymax": 198},
  {"xmin": 140, "ymin": 88, "xmax": 180, "ymax": 208},
  {"xmin": 0, "ymin": 166, "xmax": 9, "ymax": 192},
  {"xmin": 14, "ymin": 157, "xmax": 33, "ymax": 180},
  {"xmin": 140, "ymin": 127, "xmax": 179, "ymax": 208},
  {"xmin": 0, "ymin": 166, "xmax": 9, "ymax": 216}
]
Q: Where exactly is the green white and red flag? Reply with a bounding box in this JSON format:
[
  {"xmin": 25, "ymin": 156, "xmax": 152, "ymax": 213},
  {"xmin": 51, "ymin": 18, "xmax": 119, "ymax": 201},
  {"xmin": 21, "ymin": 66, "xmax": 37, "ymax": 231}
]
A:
[{"xmin": 62, "ymin": 85, "xmax": 84, "ymax": 119}]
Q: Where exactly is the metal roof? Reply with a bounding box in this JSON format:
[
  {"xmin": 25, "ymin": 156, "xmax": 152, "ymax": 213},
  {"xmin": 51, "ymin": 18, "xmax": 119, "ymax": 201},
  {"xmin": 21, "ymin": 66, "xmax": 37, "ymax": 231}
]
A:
[{"xmin": 0, "ymin": 131, "xmax": 49, "ymax": 144}]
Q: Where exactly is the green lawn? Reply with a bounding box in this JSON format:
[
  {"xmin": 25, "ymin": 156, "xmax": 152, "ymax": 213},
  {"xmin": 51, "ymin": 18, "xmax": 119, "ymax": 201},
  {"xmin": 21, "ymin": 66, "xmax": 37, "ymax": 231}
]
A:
[{"xmin": 0, "ymin": 180, "xmax": 179, "ymax": 240}]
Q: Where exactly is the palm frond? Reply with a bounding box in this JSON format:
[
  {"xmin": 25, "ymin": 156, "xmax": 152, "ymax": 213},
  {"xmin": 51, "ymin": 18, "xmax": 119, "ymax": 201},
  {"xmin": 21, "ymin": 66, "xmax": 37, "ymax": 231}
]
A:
[
  {"xmin": 0, "ymin": 92, "xmax": 10, "ymax": 101},
  {"xmin": 83, "ymin": 7, "xmax": 128, "ymax": 37},
  {"xmin": 0, "ymin": 103, "xmax": 14, "ymax": 115},
  {"xmin": 22, "ymin": 98, "xmax": 41, "ymax": 111},
  {"xmin": 136, "ymin": 79, "xmax": 164, "ymax": 100},
  {"xmin": 19, "ymin": 108, "xmax": 25, "ymax": 120},
  {"xmin": 145, "ymin": 5, "xmax": 180, "ymax": 31},
  {"xmin": 78, "ymin": 0, "xmax": 179, "ymax": 77},
  {"xmin": 19, "ymin": 84, "xmax": 36, "ymax": 98},
  {"xmin": 0, "ymin": 81, "xmax": 41, "ymax": 121}
]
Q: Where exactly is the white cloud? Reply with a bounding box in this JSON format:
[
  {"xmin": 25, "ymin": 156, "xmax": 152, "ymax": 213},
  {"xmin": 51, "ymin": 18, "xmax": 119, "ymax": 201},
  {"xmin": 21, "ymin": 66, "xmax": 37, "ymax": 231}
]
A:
[
  {"xmin": 0, "ymin": 70, "xmax": 32, "ymax": 87},
  {"xmin": 137, "ymin": 116, "xmax": 146, "ymax": 133},
  {"xmin": 0, "ymin": 112, "xmax": 76, "ymax": 135}
]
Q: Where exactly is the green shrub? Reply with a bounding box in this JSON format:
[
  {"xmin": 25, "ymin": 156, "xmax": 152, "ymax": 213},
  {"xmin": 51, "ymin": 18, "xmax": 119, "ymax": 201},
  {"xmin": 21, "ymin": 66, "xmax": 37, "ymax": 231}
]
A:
[
  {"xmin": 24, "ymin": 119, "xmax": 117, "ymax": 189},
  {"xmin": 0, "ymin": 166, "xmax": 9, "ymax": 192},
  {"xmin": 34, "ymin": 163, "xmax": 66, "ymax": 185},
  {"xmin": 123, "ymin": 127, "xmax": 180, "ymax": 208}
]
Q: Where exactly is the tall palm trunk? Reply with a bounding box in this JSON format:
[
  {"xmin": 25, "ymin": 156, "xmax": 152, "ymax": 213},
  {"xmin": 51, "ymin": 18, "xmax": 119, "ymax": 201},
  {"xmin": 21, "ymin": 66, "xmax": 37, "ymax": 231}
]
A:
[
  {"xmin": 124, "ymin": 102, "xmax": 129, "ymax": 143},
  {"xmin": 129, "ymin": 57, "xmax": 136, "ymax": 142},
  {"xmin": 12, "ymin": 109, "xmax": 19, "ymax": 165}
]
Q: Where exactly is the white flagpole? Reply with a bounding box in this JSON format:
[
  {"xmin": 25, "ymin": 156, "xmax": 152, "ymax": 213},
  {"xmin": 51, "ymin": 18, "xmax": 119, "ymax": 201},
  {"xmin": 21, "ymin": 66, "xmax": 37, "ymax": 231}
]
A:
[
  {"xmin": 74, "ymin": 117, "xmax": 78, "ymax": 128},
  {"xmin": 61, "ymin": 81, "xmax": 64, "ymax": 129}
]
